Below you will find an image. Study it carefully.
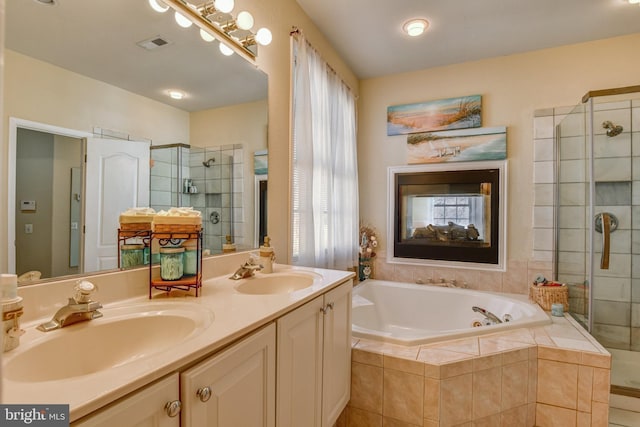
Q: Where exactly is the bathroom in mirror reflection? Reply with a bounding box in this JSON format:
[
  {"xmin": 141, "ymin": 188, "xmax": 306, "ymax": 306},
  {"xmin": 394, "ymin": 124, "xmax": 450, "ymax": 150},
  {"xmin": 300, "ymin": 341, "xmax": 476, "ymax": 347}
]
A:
[{"xmin": 5, "ymin": 0, "xmax": 268, "ymax": 284}]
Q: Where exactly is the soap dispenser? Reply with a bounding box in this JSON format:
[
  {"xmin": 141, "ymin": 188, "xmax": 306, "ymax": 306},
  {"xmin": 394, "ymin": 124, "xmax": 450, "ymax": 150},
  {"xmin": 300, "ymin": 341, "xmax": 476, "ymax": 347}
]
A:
[{"xmin": 259, "ymin": 236, "xmax": 275, "ymax": 273}]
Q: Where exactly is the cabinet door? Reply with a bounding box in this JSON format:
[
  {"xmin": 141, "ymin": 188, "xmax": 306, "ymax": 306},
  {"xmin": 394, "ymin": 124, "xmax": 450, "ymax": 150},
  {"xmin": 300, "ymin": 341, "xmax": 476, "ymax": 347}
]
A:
[
  {"xmin": 322, "ymin": 280, "xmax": 352, "ymax": 427},
  {"xmin": 181, "ymin": 323, "xmax": 276, "ymax": 427},
  {"xmin": 72, "ymin": 373, "xmax": 180, "ymax": 427},
  {"xmin": 276, "ymin": 295, "xmax": 324, "ymax": 427}
]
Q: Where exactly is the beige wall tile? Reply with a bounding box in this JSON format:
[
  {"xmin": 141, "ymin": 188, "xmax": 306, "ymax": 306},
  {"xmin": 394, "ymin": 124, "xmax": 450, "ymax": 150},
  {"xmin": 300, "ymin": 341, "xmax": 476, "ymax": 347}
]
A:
[
  {"xmin": 335, "ymin": 406, "xmax": 348, "ymax": 427},
  {"xmin": 353, "ymin": 348, "xmax": 383, "ymax": 367},
  {"xmin": 592, "ymin": 368, "xmax": 610, "ymax": 404},
  {"xmin": 502, "ymin": 260, "xmax": 529, "ymax": 295},
  {"xmin": 423, "ymin": 419, "xmax": 438, "ymax": 427},
  {"xmin": 535, "ymin": 403, "xmax": 577, "ymax": 427},
  {"xmin": 502, "ymin": 361, "xmax": 529, "ymax": 410},
  {"xmin": 347, "ymin": 407, "xmax": 382, "ymax": 427},
  {"xmin": 426, "ymin": 337, "xmax": 479, "ymax": 355},
  {"xmin": 441, "ymin": 359, "xmax": 474, "ymax": 378},
  {"xmin": 537, "ymin": 359, "xmax": 578, "ymax": 410},
  {"xmin": 577, "ymin": 365, "xmax": 593, "ymax": 413},
  {"xmin": 576, "ymin": 411, "xmax": 591, "ymax": 427},
  {"xmin": 527, "ymin": 403, "xmax": 536, "ymax": 427},
  {"xmin": 440, "ymin": 374, "xmax": 472, "ymax": 425},
  {"xmin": 538, "ymin": 346, "xmax": 581, "ymax": 364},
  {"xmin": 473, "ymin": 353, "xmax": 502, "ymax": 371},
  {"xmin": 500, "ymin": 405, "xmax": 528, "ymax": 427},
  {"xmin": 580, "ymin": 352, "xmax": 611, "ymax": 369},
  {"xmin": 473, "ymin": 367, "xmax": 502, "ymax": 419},
  {"xmin": 502, "ymin": 347, "xmax": 530, "ymax": 365},
  {"xmin": 383, "ymin": 355, "xmax": 423, "ymax": 375},
  {"xmin": 528, "ymin": 358, "xmax": 538, "ymax": 404},
  {"xmin": 590, "ymin": 401, "xmax": 609, "ymax": 427},
  {"xmin": 350, "ymin": 362, "xmax": 383, "ymax": 414},
  {"xmin": 381, "ymin": 416, "xmax": 421, "ymax": 427},
  {"xmin": 383, "ymin": 369, "xmax": 424, "ymax": 425},
  {"xmin": 473, "ymin": 413, "xmax": 501, "ymax": 427},
  {"xmin": 424, "ymin": 363, "xmax": 441, "ymax": 379},
  {"xmin": 418, "ymin": 347, "xmax": 473, "ymax": 365},
  {"xmin": 423, "ymin": 378, "xmax": 440, "ymax": 422}
]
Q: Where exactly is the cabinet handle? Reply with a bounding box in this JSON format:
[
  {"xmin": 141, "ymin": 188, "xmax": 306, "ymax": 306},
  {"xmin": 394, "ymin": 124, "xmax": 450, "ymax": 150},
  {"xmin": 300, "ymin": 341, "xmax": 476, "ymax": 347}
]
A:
[
  {"xmin": 164, "ymin": 400, "xmax": 182, "ymax": 417},
  {"xmin": 197, "ymin": 386, "xmax": 212, "ymax": 402},
  {"xmin": 320, "ymin": 302, "xmax": 335, "ymax": 314}
]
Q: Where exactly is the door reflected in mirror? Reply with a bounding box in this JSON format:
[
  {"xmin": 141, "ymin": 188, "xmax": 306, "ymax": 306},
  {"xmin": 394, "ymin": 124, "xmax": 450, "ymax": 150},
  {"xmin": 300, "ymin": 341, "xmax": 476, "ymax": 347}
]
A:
[{"xmin": 6, "ymin": 0, "xmax": 268, "ymax": 284}]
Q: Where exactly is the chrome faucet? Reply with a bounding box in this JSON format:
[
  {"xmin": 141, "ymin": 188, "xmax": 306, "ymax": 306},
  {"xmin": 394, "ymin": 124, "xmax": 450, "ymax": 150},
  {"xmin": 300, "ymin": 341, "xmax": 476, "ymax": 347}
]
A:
[
  {"xmin": 37, "ymin": 280, "xmax": 103, "ymax": 332},
  {"xmin": 229, "ymin": 259, "xmax": 263, "ymax": 280},
  {"xmin": 472, "ymin": 306, "xmax": 502, "ymax": 324}
]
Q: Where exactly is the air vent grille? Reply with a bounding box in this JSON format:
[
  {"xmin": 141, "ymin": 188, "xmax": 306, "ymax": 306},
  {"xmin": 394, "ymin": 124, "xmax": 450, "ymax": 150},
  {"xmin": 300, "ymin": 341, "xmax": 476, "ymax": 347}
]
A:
[{"xmin": 137, "ymin": 36, "xmax": 172, "ymax": 51}]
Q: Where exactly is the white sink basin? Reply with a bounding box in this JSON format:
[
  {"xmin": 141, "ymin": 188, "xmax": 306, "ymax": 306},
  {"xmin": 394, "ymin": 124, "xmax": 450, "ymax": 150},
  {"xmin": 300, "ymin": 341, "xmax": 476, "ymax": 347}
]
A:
[
  {"xmin": 4, "ymin": 302, "xmax": 213, "ymax": 382},
  {"xmin": 234, "ymin": 272, "xmax": 319, "ymax": 295}
]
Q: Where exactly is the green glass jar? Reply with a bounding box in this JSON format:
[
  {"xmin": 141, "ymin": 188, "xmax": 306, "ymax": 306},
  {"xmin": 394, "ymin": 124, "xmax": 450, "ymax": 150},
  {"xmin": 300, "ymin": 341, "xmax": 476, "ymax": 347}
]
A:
[
  {"xmin": 182, "ymin": 241, "xmax": 199, "ymax": 276},
  {"xmin": 160, "ymin": 247, "xmax": 184, "ymax": 281},
  {"xmin": 121, "ymin": 244, "xmax": 144, "ymax": 268}
]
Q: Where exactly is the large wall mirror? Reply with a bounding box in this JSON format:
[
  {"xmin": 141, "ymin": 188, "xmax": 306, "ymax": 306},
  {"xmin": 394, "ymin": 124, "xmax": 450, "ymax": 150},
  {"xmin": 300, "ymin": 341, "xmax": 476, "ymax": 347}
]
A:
[{"xmin": 5, "ymin": 0, "xmax": 268, "ymax": 284}]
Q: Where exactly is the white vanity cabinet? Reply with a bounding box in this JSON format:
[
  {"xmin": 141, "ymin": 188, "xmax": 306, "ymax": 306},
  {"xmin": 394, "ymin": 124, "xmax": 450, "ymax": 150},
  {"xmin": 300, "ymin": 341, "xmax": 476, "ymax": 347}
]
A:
[
  {"xmin": 72, "ymin": 373, "xmax": 181, "ymax": 427},
  {"xmin": 180, "ymin": 323, "xmax": 276, "ymax": 427},
  {"xmin": 276, "ymin": 279, "xmax": 352, "ymax": 427}
]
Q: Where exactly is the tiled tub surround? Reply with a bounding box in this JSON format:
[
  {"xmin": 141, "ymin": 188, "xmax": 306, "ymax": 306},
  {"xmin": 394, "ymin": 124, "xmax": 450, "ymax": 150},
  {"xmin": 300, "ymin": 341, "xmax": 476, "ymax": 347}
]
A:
[
  {"xmin": 338, "ymin": 314, "xmax": 611, "ymax": 427},
  {"xmin": 533, "ymin": 97, "xmax": 640, "ymax": 352}
]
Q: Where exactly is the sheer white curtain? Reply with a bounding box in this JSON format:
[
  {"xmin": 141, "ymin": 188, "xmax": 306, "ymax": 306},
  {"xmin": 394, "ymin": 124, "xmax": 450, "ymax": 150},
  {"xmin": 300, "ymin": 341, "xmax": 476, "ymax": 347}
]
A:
[{"xmin": 291, "ymin": 34, "xmax": 359, "ymax": 270}]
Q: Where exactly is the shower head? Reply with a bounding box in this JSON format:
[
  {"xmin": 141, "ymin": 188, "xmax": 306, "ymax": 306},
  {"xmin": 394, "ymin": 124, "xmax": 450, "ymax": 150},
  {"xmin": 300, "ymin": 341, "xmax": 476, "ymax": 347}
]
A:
[
  {"xmin": 602, "ymin": 120, "xmax": 623, "ymax": 137},
  {"xmin": 203, "ymin": 158, "xmax": 215, "ymax": 167}
]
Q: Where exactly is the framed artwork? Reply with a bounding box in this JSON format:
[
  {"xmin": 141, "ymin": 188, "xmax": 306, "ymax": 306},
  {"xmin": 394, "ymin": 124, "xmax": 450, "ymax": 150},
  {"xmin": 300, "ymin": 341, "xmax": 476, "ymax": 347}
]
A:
[
  {"xmin": 387, "ymin": 95, "xmax": 481, "ymax": 136},
  {"xmin": 406, "ymin": 126, "xmax": 506, "ymax": 164},
  {"xmin": 254, "ymin": 149, "xmax": 268, "ymax": 175}
]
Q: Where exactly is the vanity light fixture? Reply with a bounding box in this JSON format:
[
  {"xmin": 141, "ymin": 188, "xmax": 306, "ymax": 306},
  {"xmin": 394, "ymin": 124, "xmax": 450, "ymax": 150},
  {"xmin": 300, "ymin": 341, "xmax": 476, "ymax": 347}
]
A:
[
  {"xmin": 629, "ymin": 0, "xmax": 640, "ymax": 4},
  {"xmin": 155, "ymin": 0, "xmax": 272, "ymax": 61},
  {"xmin": 402, "ymin": 18, "xmax": 429, "ymax": 37}
]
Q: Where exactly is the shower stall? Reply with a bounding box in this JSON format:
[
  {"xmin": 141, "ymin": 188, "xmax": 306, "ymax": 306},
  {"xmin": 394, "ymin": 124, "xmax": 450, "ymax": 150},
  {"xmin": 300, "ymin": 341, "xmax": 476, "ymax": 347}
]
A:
[
  {"xmin": 150, "ymin": 143, "xmax": 244, "ymax": 254},
  {"xmin": 555, "ymin": 86, "xmax": 640, "ymax": 398}
]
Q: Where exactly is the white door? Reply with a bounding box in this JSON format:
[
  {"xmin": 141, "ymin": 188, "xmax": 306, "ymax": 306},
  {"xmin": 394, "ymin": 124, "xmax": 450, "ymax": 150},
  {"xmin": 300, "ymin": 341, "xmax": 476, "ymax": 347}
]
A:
[{"xmin": 84, "ymin": 137, "xmax": 150, "ymax": 272}]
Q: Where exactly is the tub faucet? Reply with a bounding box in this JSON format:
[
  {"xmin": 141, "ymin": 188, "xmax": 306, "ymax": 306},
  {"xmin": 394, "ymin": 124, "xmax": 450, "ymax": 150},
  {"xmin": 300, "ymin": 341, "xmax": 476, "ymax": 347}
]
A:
[
  {"xmin": 37, "ymin": 280, "xmax": 103, "ymax": 332},
  {"xmin": 472, "ymin": 306, "xmax": 502, "ymax": 324},
  {"xmin": 230, "ymin": 259, "xmax": 263, "ymax": 280}
]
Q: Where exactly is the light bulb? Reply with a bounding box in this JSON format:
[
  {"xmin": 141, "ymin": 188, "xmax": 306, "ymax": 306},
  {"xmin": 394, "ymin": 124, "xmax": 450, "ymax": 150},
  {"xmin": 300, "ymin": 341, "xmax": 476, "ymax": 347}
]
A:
[
  {"xmin": 255, "ymin": 28, "xmax": 272, "ymax": 46},
  {"xmin": 148, "ymin": 0, "xmax": 169, "ymax": 13},
  {"xmin": 629, "ymin": 0, "xmax": 640, "ymax": 4},
  {"xmin": 219, "ymin": 42, "xmax": 234, "ymax": 56},
  {"xmin": 174, "ymin": 11, "xmax": 193, "ymax": 28},
  {"xmin": 236, "ymin": 11, "xmax": 254, "ymax": 30},
  {"xmin": 200, "ymin": 29, "xmax": 215, "ymax": 42},
  {"xmin": 214, "ymin": 0, "xmax": 234, "ymax": 14},
  {"xmin": 168, "ymin": 90, "xmax": 185, "ymax": 100},
  {"xmin": 402, "ymin": 19, "xmax": 429, "ymax": 37}
]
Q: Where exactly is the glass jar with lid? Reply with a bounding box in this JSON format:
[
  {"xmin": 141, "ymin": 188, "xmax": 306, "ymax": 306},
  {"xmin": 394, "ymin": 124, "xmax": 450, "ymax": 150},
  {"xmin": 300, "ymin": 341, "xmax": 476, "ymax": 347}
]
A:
[
  {"xmin": 121, "ymin": 244, "xmax": 144, "ymax": 268},
  {"xmin": 160, "ymin": 247, "xmax": 184, "ymax": 281},
  {"xmin": 182, "ymin": 240, "xmax": 199, "ymax": 276}
]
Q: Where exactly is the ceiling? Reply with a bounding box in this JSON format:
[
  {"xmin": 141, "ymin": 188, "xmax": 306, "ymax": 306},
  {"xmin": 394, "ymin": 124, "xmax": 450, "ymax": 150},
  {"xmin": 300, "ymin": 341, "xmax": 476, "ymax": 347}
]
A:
[
  {"xmin": 5, "ymin": 0, "xmax": 267, "ymax": 112},
  {"xmin": 295, "ymin": 0, "xmax": 640, "ymax": 79}
]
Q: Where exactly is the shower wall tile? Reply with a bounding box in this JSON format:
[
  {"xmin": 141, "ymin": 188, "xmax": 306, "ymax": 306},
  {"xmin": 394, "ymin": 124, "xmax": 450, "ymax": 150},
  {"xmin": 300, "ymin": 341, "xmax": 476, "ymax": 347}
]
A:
[
  {"xmin": 151, "ymin": 160, "xmax": 172, "ymax": 177},
  {"xmin": 632, "ymin": 182, "xmax": 640, "ymax": 205},
  {"xmin": 633, "ymin": 107, "xmax": 640, "ymax": 130},
  {"xmin": 534, "ymin": 161, "xmax": 554, "ymax": 184},
  {"xmin": 557, "ymin": 251, "xmax": 586, "ymax": 276},
  {"xmin": 534, "ymin": 116, "xmax": 554, "ymax": 139},
  {"xmin": 591, "ymin": 324, "xmax": 630, "ymax": 350},
  {"xmin": 594, "ymin": 157, "xmax": 631, "ymax": 181},
  {"xmin": 632, "ymin": 328, "xmax": 640, "ymax": 351},
  {"xmin": 557, "ymin": 206, "xmax": 585, "ymax": 229},
  {"xmin": 557, "ymin": 229, "xmax": 585, "ymax": 252},
  {"xmin": 559, "ymin": 135, "xmax": 585, "ymax": 160},
  {"xmin": 593, "ymin": 100, "xmax": 631, "ymax": 112},
  {"xmin": 150, "ymin": 191, "xmax": 171, "ymax": 206},
  {"xmin": 592, "ymin": 277, "xmax": 631, "ymax": 302},
  {"xmin": 558, "ymin": 182, "xmax": 587, "ymax": 206},
  {"xmin": 592, "ymin": 300, "xmax": 631, "ymax": 327},
  {"xmin": 533, "ymin": 206, "xmax": 553, "ymax": 228},
  {"xmin": 594, "ymin": 253, "xmax": 631, "ymax": 278},
  {"xmin": 150, "ymin": 176, "xmax": 172, "ymax": 192},
  {"xmin": 593, "ymin": 133, "xmax": 631, "ymax": 159},
  {"xmin": 593, "ymin": 108, "xmax": 631, "ymax": 136},
  {"xmin": 632, "ymin": 303, "xmax": 640, "ymax": 327},
  {"xmin": 535, "ymin": 183, "xmax": 554, "ymax": 206},
  {"xmin": 558, "ymin": 159, "xmax": 586, "ymax": 183},
  {"xmin": 594, "ymin": 229, "xmax": 630, "ymax": 254},
  {"xmin": 632, "ymin": 132, "xmax": 640, "ymax": 156},
  {"xmin": 534, "ymin": 138, "xmax": 554, "ymax": 161},
  {"xmin": 533, "ymin": 228, "xmax": 553, "ymax": 251},
  {"xmin": 556, "ymin": 111, "xmax": 585, "ymax": 138}
]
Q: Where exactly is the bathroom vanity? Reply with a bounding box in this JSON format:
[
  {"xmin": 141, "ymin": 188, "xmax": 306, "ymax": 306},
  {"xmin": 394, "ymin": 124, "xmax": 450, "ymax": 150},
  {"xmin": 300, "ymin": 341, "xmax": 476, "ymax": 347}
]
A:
[{"xmin": 2, "ymin": 254, "xmax": 354, "ymax": 427}]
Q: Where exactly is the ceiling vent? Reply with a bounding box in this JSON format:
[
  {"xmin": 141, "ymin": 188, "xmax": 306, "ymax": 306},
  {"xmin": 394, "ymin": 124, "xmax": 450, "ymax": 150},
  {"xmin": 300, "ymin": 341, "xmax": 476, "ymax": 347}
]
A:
[{"xmin": 137, "ymin": 36, "xmax": 172, "ymax": 51}]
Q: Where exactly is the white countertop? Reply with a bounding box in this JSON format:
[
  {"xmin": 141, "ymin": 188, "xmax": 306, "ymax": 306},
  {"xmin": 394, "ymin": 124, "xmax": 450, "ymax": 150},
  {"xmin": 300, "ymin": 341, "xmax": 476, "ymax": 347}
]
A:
[{"xmin": 2, "ymin": 264, "xmax": 354, "ymax": 421}]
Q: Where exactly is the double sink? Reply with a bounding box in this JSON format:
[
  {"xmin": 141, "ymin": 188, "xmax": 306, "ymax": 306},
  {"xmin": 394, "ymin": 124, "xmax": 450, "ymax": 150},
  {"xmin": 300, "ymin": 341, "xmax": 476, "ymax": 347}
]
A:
[{"xmin": 4, "ymin": 271, "xmax": 320, "ymax": 383}]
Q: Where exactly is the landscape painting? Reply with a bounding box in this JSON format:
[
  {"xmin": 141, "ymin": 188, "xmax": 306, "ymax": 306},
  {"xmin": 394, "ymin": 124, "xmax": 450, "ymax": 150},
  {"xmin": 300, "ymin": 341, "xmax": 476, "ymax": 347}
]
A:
[
  {"xmin": 387, "ymin": 95, "xmax": 482, "ymax": 136},
  {"xmin": 407, "ymin": 126, "xmax": 506, "ymax": 164}
]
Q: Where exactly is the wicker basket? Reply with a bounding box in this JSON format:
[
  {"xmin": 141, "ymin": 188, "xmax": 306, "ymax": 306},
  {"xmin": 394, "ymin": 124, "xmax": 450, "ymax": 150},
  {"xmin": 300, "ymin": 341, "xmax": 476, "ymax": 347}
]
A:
[
  {"xmin": 120, "ymin": 222, "xmax": 152, "ymax": 231},
  {"xmin": 529, "ymin": 283, "xmax": 569, "ymax": 311},
  {"xmin": 152, "ymin": 223, "xmax": 202, "ymax": 234}
]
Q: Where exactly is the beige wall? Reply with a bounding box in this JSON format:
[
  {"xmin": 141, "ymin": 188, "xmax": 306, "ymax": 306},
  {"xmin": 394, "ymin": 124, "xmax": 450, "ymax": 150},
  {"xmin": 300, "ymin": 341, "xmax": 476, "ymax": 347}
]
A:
[{"xmin": 358, "ymin": 33, "xmax": 640, "ymax": 289}]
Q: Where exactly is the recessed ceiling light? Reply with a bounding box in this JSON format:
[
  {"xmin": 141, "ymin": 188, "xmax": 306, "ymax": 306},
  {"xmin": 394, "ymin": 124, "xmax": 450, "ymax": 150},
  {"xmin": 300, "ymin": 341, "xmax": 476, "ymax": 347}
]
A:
[
  {"xmin": 168, "ymin": 90, "xmax": 185, "ymax": 100},
  {"xmin": 402, "ymin": 19, "xmax": 429, "ymax": 37}
]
